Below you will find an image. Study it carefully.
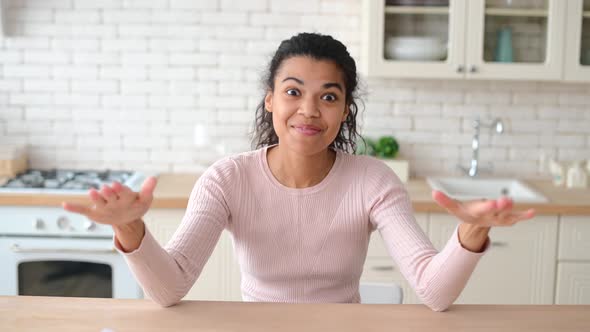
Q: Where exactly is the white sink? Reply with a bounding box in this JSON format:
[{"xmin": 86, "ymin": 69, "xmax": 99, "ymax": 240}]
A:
[{"xmin": 426, "ymin": 177, "xmax": 548, "ymax": 203}]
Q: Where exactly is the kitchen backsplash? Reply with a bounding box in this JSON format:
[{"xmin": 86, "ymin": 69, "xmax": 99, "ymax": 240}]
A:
[{"xmin": 0, "ymin": 0, "xmax": 589, "ymax": 179}]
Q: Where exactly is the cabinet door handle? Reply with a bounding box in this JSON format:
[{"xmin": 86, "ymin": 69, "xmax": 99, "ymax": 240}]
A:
[
  {"xmin": 456, "ymin": 65, "xmax": 464, "ymax": 73},
  {"xmin": 10, "ymin": 243, "xmax": 116, "ymax": 254},
  {"xmin": 372, "ymin": 265, "xmax": 395, "ymax": 271},
  {"xmin": 491, "ymin": 241, "xmax": 508, "ymax": 247},
  {"xmin": 469, "ymin": 65, "xmax": 478, "ymax": 73}
]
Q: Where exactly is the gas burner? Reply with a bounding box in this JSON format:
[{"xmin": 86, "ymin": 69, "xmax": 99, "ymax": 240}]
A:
[{"xmin": 0, "ymin": 169, "xmax": 147, "ymax": 194}]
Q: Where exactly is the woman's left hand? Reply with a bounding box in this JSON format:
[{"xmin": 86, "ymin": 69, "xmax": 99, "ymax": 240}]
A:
[{"xmin": 432, "ymin": 190, "xmax": 536, "ymax": 228}]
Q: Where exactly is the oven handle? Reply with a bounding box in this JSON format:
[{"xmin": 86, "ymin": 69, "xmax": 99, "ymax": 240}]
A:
[{"xmin": 10, "ymin": 243, "xmax": 117, "ymax": 254}]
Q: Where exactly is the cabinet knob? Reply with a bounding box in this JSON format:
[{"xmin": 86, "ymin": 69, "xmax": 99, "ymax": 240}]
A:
[
  {"xmin": 491, "ymin": 241, "xmax": 508, "ymax": 247},
  {"xmin": 33, "ymin": 218, "xmax": 45, "ymax": 230},
  {"xmin": 85, "ymin": 220, "xmax": 96, "ymax": 231},
  {"xmin": 57, "ymin": 216, "xmax": 71, "ymax": 230},
  {"xmin": 469, "ymin": 65, "xmax": 478, "ymax": 73},
  {"xmin": 456, "ymin": 65, "xmax": 464, "ymax": 73}
]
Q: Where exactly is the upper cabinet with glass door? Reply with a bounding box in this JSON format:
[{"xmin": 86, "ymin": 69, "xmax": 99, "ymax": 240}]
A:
[
  {"xmin": 564, "ymin": 0, "xmax": 590, "ymax": 82},
  {"xmin": 361, "ymin": 0, "xmax": 468, "ymax": 79},
  {"xmin": 0, "ymin": 0, "xmax": 6, "ymax": 36},
  {"xmin": 466, "ymin": 0, "xmax": 566, "ymax": 80},
  {"xmin": 362, "ymin": 0, "xmax": 568, "ymax": 81}
]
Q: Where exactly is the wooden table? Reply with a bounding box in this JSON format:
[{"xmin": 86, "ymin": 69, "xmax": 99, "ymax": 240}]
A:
[{"xmin": 2, "ymin": 296, "xmax": 589, "ymax": 331}]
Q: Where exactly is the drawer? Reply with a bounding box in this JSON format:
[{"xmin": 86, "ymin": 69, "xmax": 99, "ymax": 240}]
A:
[
  {"xmin": 367, "ymin": 232, "xmax": 390, "ymax": 258},
  {"xmin": 559, "ymin": 216, "xmax": 590, "ymax": 261},
  {"xmin": 367, "ymin": 213, "xmax": 428, "ymax": 258},
  {"xmin": 429, "ymin": 214, "xmax": 558, "ymax": 304},
  {"xmin": 362, "ymin": 257, "xmax": 400, "ymax": 281},
  {"xmin": 361, "ymin": 257, "xmax": 422, "ymax": 304},
  {"xmin": 555, "ymin": 262, "xmax": 590, "ymax": 304}
]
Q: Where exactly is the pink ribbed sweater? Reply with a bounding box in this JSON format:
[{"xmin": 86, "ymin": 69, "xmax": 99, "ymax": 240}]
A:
[{"xmin": 115, "ymin": 145, "xmax": 488, "ymax": 311}]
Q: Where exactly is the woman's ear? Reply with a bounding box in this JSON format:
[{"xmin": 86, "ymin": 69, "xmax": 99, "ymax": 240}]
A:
[
  {"xmin": 264, "ymin": 91, "xmax": 273, "ymax": 113},
  {"xmin": 341, "ymin": 105, "xmax": 350, "ymax": 122}
]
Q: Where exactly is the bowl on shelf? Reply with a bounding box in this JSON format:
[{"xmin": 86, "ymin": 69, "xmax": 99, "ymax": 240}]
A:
[
  {"xmin": 385, "ymin": 36, "xmax": 448, "ymax": 61},
  {"xmin": 499, "ymin": 0, "xmax": 545, "ymax": 9}
]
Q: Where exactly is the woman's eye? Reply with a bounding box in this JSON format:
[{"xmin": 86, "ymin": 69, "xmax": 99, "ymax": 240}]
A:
[
  {"xmin": 322, "ymin": 94, "xmax": 337, "ymax": 102},
  {"xmin": 286, "ymin": 89, "xmax": 300, "ymax": 96}
]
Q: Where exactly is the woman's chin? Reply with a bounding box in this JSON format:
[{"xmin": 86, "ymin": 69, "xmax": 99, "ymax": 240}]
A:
[{"xmin": 283, "ymin": 137, "xmax": 331, "ymax": 155}]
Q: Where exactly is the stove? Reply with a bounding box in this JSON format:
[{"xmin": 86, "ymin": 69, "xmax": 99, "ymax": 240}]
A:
[
  {"xmin": 0, "ymin": 169, "xmax": 147, "ymax": 194},
  {"xmin": 0, "ymin": 169, "xmax": 146, "ymax": 298}
]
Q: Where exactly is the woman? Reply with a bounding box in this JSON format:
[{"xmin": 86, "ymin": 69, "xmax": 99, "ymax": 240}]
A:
[{"xmin": 63, "ymin": 33, "xmax": 535, "ymax": 311}]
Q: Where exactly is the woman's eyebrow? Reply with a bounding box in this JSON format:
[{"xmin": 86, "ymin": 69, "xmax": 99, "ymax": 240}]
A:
[
  {"xmin": 281, "ymin": 77, "xmax": 343, "ymax": 92},
  {"xmin": 323, "ymin": 82, "xmax": 343, "ymax": 92},
  {"xmin": 282, "ymin": 76, "xmax": 304, "ymax": 84}
]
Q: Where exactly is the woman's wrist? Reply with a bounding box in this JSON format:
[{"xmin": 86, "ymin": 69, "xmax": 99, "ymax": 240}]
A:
[
  {"xmin": 113, "ymin": 219, "xmax": 146, "ymax": 253},
  {"xmin": 458, "ymin": 223, "xmax": 491, "ymax": 253}
]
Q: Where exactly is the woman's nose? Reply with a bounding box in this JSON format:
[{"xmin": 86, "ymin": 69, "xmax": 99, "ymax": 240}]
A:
[{"xmin": 297, "ymin": 97, "xmax": 320, "ymax": 117}]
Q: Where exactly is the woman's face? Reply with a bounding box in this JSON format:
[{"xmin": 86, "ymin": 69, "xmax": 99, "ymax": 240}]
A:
[{"xmin": 264, "ymin": 56, "xmax": 349, "ymax": 156}]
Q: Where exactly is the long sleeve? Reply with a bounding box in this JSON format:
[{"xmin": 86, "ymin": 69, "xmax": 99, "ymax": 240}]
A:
[
  {"xmin": 115, "ymin": 147, "xmax": 489, "ymax": 306},
  {"xmin": 114, "ymin": 158, "xmax": 235, "ymax": 307},
  {"xmin": 364, "ymin": 161, "xmax": 489, "ymax": 312}
]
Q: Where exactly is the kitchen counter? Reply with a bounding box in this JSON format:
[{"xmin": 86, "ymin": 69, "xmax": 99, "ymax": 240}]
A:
[
  {"xmin": 2, "ymin": 296, "xmax": 589, "ymax": 332},
  {"xmin": 1, "ymin": 174, "xmax": 590, "ymax": 214},
  {"xmin": 0, "ymin": 174, "xmax": 196, "ymax": 209},
  {"xmin": 405, "ymin": 178, "xmax": 590, "ymax": 215}
]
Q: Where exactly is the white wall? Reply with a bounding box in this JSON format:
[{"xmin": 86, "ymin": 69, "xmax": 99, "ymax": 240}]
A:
[{"xmin": 0, "ymin": 0, "xmax": 589, "ymax": 179}]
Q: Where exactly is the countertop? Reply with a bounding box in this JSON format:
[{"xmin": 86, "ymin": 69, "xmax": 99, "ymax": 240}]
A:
[
  {"xmin": 1, "ymin": 174, "xmax": 590, "ymax": 215},
  {"xmin": 2, "ymin": 296, "xmax": 589, "ymax": 332}
]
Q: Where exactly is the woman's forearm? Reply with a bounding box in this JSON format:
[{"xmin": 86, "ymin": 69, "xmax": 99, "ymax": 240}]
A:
[
  {"xmin": 113, "ymin": 219, "xmax": 146, "ymax": 253},
  {"xmin": 458, "ymin": 223, "xmax": 490, "ymax": 253}
]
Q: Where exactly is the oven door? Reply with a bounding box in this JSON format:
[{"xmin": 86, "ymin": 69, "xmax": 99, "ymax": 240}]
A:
[{"xmin": 0, "ymin": 236, "xmax": 142, "ymax": 299}]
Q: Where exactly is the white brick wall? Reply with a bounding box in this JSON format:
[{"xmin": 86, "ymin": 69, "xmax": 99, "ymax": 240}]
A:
[{"xmin": 0, "ymin": 0, "xmax": 589, "ymax": 178}]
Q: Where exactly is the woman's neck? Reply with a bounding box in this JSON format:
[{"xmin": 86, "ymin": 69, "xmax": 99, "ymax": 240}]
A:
[{"xmin": 266, "ymin": 145, "xmax": 336, "ymax": 189}]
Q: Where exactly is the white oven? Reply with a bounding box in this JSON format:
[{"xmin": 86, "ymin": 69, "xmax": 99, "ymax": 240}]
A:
[{"xmin": 0, "ymin": 207, "xmax": 142, "ymax": 299}]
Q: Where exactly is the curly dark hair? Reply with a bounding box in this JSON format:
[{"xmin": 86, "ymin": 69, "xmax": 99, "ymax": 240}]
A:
[{"xmin": 251, "ymin": 32, "xmax": 362, "ymax": 154}]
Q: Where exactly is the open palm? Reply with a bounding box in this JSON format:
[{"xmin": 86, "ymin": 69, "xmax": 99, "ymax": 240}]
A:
[
  {"xmin": 432, "ymin": 190, "xmax": 536, "ymax": 227},
  {"xmin": 62, "ymin": 177, "xmax": 158, "ymax": 227}
]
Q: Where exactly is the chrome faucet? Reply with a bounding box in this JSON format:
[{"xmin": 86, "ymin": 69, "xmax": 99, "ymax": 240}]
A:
[{"xmin": 459, "ymin": 116, "xmax": 504, "ymax": 177}]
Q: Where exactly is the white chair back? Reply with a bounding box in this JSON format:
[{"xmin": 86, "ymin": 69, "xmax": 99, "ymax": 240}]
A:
[{"xmin": 359, "ymin": 282, "xmax": 403, "ymax": 304}]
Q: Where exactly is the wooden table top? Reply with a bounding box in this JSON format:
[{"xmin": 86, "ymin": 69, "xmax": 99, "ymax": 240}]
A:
[{"xmin": 2, "ymin": 296, "xmax": 589, "ymax": 332}]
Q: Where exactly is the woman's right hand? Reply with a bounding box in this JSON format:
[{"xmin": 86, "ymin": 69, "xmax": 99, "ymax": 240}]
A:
[{"xmin": 62, "ymin": 176, "xmax": 158, "ymax": 227}]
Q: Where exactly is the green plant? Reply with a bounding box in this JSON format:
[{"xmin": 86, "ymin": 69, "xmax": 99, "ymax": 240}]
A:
[{"xmin": 357, "ymin": 135, "xmax": 399, "ymax": 159}]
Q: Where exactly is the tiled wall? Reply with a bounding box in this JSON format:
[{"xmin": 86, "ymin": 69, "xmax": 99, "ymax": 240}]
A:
[{"xmin": 0, "ymin": 0, "xmax": 589, "ymax": 179}]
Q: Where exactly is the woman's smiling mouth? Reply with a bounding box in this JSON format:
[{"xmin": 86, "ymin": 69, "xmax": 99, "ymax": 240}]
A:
[{"xmin": 292, "ymin": 124, "xmax": 323, "ymax": 136}]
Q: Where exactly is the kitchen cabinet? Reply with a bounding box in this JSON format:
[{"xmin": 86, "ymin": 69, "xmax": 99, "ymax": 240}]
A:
[
  {"xmin": 556, "ymin": 263, "xmax": 590, "ymax": 304},
  {"xmin": 564, "ymin": 0, "xmax": 590, "ymax": 82},
  {"xmin": 429, "ymin": 213, "xmax": 558, "ymax": 304},
  {"xmin": 556, "ymin": 216, "xmax": 590, "ymax": 304},
  {"xmin": 0, "ymin": 0, "xmax": 5, "ymax": 36},
  {"xmin": 142, "ymin": 209, "xmax": 241, "ymax": 302},
  {"xmin": 557, "ymin": 215, "xmax": 590, "ymax": 261},
  {"xmin": 145, "ymin": 210, "xmax": 431, "ymax": 304},
  {"xmin": 362, "ymin": 0, "xmax": 467, "ymax": 79},
  {"xmin": 143, "ymin": 209, "xmax": 590, "ymax": 305},
  {"xmin": 363, "ymin": 213, "xmax": 428, "ymax": 304},
  {"xmin": 362, "ymin": 0, "xmax": 568, "ymax": 81}
]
